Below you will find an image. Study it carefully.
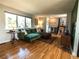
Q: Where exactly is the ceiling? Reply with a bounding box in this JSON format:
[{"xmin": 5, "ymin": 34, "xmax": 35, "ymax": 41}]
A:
[{"xmin": 0, "ymin": 0, "xmax": 76, "ymax": 15}]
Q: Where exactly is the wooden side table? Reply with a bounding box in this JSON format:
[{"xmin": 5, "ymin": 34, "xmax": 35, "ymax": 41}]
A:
[{"xmin": 7, "ymin": 30, "xmax": 16, "ymax": 44}]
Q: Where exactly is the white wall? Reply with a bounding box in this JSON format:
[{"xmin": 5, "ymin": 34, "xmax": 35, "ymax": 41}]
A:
[
  {"xmin": 67, "ymin": 13, "xmax": 71, "ymax": 34},
  {"xmin": 72, "ymin": 0, "xmax": 79, "ymax": 56},
  {"xmin": 0, "ymin": 5, "xmax": 11, "ymax": 44},
  {"xmin": 0, "ymin": 5, "xmax": 32, "ymax": 44}
]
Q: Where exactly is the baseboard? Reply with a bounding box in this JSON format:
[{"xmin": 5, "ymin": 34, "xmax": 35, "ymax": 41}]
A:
[
  {"xmin": 72, "ymin": 51, "xmax": 77, "ymax": 56},
  {"xmin": 0, "ymin": 40, "xmax": 11, "ymax": 44}
]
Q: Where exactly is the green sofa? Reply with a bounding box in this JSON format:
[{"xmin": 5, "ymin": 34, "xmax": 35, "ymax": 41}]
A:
[{"xmin": 18, "ymin": 28, "xmax": 41, "ymax": 42}]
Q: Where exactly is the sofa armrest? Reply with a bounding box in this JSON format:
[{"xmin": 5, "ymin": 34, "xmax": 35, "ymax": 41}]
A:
[{"xmin": 17, "ymin": 32, "xmax": 25, "ymax": 39}]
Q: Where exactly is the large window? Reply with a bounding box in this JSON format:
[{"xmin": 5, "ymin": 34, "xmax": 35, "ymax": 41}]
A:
[
  {"xmin": 5, "ymin": 13, "xmax": 17, "ymax": 29},
  {"xmin": 26, "ymin": 17, "xmax": 31, "ymax": 28},
  {"xmin": 17, "ymin": 16, "xmax": 25, "ymax": 29},
  {"xmin": 5, "ymin": 12, "xmax": 32, "ymax": 29}
]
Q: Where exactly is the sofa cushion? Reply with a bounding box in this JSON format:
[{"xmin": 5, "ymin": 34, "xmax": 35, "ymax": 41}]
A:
[
  {"xmin": 30, "ymin": 29, "xmax": 37, "ymax": 33},
  {"xmin": 24, "ymin": 33, "xmax": 40, "ymax": 40},
  {"xmin": 25, "ymin": 29, "xmax": 31, "ymax": 34}
]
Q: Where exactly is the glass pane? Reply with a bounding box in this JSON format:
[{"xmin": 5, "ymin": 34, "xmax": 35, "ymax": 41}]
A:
[
  {"xmin": 60, "ymin": 17, "xmax": 67, "ymax": 26},
  {"xmin": 17, "ymin": 16, "xmax": 25, "ymax": 29},
  {"xmin": 5, "ymin": 13, "xmax": 17, "ymax": 29},
  {"xmin": 26, "ymin": 17, "xmax": 31, "ymax": 28}
]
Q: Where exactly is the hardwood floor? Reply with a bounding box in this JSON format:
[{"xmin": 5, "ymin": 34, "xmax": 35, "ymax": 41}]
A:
[{"xmin": 0, "ymin": 36, "xmax": 79, "ymax": 59}]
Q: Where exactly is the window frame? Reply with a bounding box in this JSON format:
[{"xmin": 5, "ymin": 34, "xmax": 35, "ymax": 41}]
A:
[{"xmin": 5, "ymin": 12, "xmax": 32, "ymax": 29}]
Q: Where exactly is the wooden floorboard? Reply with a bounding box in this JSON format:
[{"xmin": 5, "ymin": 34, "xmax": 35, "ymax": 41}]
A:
[{"xmin": 0, "ymin": 37, "xmax": 79, "ymax": 59}]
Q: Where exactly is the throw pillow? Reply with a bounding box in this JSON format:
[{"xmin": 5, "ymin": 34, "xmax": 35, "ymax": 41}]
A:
[{"xmin": 22, "ymin": 29, "xmax": 27, "ymax": 35}]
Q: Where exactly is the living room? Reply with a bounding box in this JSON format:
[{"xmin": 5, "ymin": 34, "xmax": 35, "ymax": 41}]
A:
[{"xmin": 0, "ymin": 0, "xmax": 79, "ymax": 59}]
